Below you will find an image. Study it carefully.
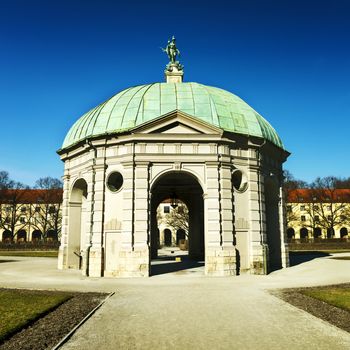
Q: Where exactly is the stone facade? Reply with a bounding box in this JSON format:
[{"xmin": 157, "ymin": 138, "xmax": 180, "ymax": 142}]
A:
[{"xmin": 58, "ymin": 110, "xmax": 289, "ymax": 277}]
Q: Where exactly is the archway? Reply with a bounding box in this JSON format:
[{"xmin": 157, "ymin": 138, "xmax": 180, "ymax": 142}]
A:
[
  {"xmin": 313, "ymin": 227, "xmax": 322, "ymax": 239},
  {"xmin": 327, "ymin": 228, "xmax": 334, "ymax": 239},
  {"xmin": 67, "ymin": 178, "xmax": 88, "ymax": 269},
  {"xmin": 264, "ymin": 177, "xmax": 282, "ymax": 271},
  {"xmin": 286, "ymin": 228, "xmax": 295, "ymax": 240},
  {"xmin": 300, "ymin": 228, "xmax": 308, "ymax": 239},
  {"xmin": 47, "ymin": 230, "xmax": 58, "ymax": 241},
  {"xmin": 150, "ymin": 171, "xmax": 204, "ymax": 275},
  {"xmin": 2, "ymin": 230, "xmax": 12, "ymax": 242},
  {"xmin": 340, "ymin": 227, "xmax": 348, "ymax": 238},
  {"xmin": 164, "ymin": 229, "xmax": 172, "ymax": 246},
  {"xmin": 176, "ymin": 229, "xmax": 186, "ymax": 246},
  {"xmin": 17, "ymin": 230, "xmax": 27, "ymax": 242},
  {"xmin": 32, "ymin": 230, "xmax": 42, "ymax": 242}
]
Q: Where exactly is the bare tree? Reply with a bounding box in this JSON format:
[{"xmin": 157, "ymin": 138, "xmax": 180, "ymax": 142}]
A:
[
  {"xmin": 0, "ymin": 181, "xmax": 31, "ymax": 241},
  {"xmin": 162, "ymin": 203, "xmax": 189, "ymax": 236},
  {"xmin": 283, "ymin": 170, "xmax": 308, "ymax": 227},
  {"xmin": 0, "ymin": 171, "xmax": 14, "ymax": 190},
  {"xmin": 32, "ymin": 177, "xmax": 63, "ymax": 241},
  {"xmin": 309, "ymin": 177, "xmax": 350, "ymax": 238}
]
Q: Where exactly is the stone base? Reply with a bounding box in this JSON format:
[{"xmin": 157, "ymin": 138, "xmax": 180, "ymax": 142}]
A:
[
  {"xmin": 205, "ymin": 248, "xmax": 236, "ymax": 276},
  {"xmin": 88, "ymin": 247, "xmax": 104, "ymax": 277},
  {"xmin": 281, "ymin": 243, "xmax": 290, "ymax": 268},
  {"xmin": 105, "ymin": 249, "xmax": 149, "ymax": 277},
  {"xmin": 57, "ymin": 245, "xmax": 66, "ymax": 270},
  {"xmin": 250, "ymin": 244, "xmax": 268, "ymax": 275}
]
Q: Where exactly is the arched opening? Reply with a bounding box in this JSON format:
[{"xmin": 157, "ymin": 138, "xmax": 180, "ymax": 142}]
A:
[
  {"xmin": 300, "ymin": 227, "xmax": 308, "ymax": 239},
  {"xmin": 286, "ymin": 228, "xmax": 295, "ymax": 240},
  {"xmin": 264, "ymin": 177, "xmax": 282, "ymax": 272},
  {"xmin": 176, "ymin": 229, "xmax": 186, "ymax": 246},
  {"xmin": 17, "ymin": 230, "xmax": 27, "ymax": 242},
  {"xmin": 32, "ymin": 230, "xmax": 42, "ymax": 242},
  {"xmin": 163, "ymin": 229, "xmax": 172, "ymax": 246},
  {"xmin": 327, "ymin": 228, "xmax": 334, "ymax": 239},
  {"xmin": 67, "ymin": 178, "xmax": 88, "ymax": 269},
  {"xmin": 2, "ymin": 230, "xmax": 12, "ymax": 242},
  {"xmin": 47, "ymin": 230, "xmax": 58, "ymax": 241},
  {"xmin": 313, "ymin": 227, "xmax": 322, "ymax": 239},
  {"xmin": 340, "ymin": 227, "xmax": 348, "ymax": 238},
  {"xmin": 150, "ymin": 171, "xmax": 204, "ymax": 276}
]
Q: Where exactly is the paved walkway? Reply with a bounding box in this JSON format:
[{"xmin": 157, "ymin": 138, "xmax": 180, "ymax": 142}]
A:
[{"xmin": 1, "ymin": 252, "xmax": 350, "ymax": 349}]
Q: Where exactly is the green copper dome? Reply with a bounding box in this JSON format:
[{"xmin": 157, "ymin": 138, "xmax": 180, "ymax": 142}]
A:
[{"xmin": 62, "ymin": 82, "xmax": 283, "ymax": 149}]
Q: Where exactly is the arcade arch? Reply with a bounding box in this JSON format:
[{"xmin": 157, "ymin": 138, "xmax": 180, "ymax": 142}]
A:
[
  {"xmin": 150, "ymin": 171, "xmax": 204, "ymax": 274},
  {"xmin": 66, "ymin": 178, "xmax": 88, "ymax": 269}
]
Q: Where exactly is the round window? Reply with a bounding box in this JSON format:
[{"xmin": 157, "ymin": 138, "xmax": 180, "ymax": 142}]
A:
[
  {"xmin": 232, "ymin": 170, "xmax": 248, "ymax": 193},
  {"xmin": 107, "ymin": 172, "xmax": 123, "ymax": 192}
]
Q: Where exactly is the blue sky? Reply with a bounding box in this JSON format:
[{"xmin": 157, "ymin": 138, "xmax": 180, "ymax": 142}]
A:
[{"xmin": 0, "ymin": 0, "xmax": 349, "ymax": 185}]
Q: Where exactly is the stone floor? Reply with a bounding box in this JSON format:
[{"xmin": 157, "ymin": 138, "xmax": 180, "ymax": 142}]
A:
[{"xmin": 0, "ymin": 251, "xmax": 350, "ymax": 349}]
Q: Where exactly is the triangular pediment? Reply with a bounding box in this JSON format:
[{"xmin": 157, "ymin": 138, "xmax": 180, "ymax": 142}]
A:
[{"xmin": 130, "ymin": 110, "xmax": 223, "ymax": 135}]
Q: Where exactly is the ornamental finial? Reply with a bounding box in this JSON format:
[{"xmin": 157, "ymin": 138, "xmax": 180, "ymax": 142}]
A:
[{"xmin": 161, "ymin": 36, "xmax": 184, "ymax": 83}]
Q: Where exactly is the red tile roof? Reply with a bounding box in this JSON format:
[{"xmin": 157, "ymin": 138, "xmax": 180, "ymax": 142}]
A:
[
  {"xmin": 0, "ymin": 189, "xmax": 63, "ymax": 204},
  {"xmin": 287, "ymin": 188, "xmax": 350, "ymax": 203}
]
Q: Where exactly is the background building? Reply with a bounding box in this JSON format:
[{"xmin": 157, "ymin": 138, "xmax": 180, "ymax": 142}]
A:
[
  {"xmin": 286, "ymin": 188, "xmax": 350, "ymax": 240},
  {"xmin": 0, "ymin": 189, "xmax": 62, "ymax": 243}
]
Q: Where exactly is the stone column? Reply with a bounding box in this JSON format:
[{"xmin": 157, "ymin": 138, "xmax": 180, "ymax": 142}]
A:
[
  {"xmin": 248, "ymin": 166, "xmax": 268, "ymax": 274},
  {"xmin": 87, "ymin": 163, "xmax": 106, "ymax": 277},
  {"xmin": 205, "ymin": 161, "xmax": 235, "ymax": 276},
  {"xmin": 58, "ymin": 173, "xmax": 70, "ymax": 270},
  {"xmin": 115, "ymin": 161, "xmax": 134, "ymax": 277},
  {"xmin": 133, "ymin": 162, "xmax": 150, "ymax": 276},
  {"xmin": 279, "ymin": 185, "xmax": 289, "ymax": 268},
  {"xmin": 218, "ymin": 162, "xmax": 236, "ymax": 275}
]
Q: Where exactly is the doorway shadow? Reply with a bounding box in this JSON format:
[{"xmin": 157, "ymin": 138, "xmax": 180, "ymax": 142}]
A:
[
  {"xmin": 151, "ymin": 255, "xmax": 204, "ymax": 276},
  {"xmin": 289, "ymin": 251, "xmax": 330, "ymax": 267}
]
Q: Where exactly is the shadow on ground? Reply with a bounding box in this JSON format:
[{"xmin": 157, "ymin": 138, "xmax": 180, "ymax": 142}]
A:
[
  {"xmin": 151, "ymin": 255, "xmax": 204, "ymax": 276},
  {"xmin": 289, "ymin": 251, "xmax": 330, "ymax": 266},
  {"xmin": 0, "ymin": 259, "xmax": 17, "ymax": 264}
]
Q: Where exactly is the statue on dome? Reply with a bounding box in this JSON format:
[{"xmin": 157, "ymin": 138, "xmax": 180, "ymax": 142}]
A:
[{"xmin": 162, "ymin": 36, "xmax": 183, "ymax": 71}]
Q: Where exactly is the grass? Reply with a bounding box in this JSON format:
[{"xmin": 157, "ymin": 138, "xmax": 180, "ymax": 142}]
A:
[
  {"xmin": 300, "ymin": 286, "xmax": 350, "ymax": 312},
  {"xmin": 0, "ymin": 251, "xmax": 58, "ymax": 257},
  {"xmin": 0, "ymin": 289, "xmax": 72, "ymax": 343}
]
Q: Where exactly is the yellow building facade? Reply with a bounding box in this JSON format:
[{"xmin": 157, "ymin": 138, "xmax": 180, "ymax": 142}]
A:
[
  {"xmin": 286, "ymin": 189, "xmax": 350, "ymax": 240},
  {"xmin": 0, "ymin": 189, "xmax": 62, "ymax": 242}
]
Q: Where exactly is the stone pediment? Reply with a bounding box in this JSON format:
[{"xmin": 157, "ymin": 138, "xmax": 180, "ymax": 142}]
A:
[{"xmin": 130, "ymin": 110, "xmax": 223, "ymax": 136}]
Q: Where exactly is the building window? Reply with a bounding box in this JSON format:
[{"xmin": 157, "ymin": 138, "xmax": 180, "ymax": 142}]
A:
[
  {"xmin": 164, "ymin": 206, "xmax": 170, "ymax": 213},
  {"xmin": 300, "ymin": 205, "xmax": 305, "ymax": 211},
  {"xmin": 327, "ymin": 215, "xmax": 332, "ymax": 220},
  {"xmin": 287, "ymin": 205, "xmax": 292, "ymax": 212},
  {"xmin": 341, "ymin": 215, "xmax": 346, "ymax": 221},
  {"xmin": 327, "ymin": 205, "xmax": 332, "ymax": 211},
  {"xmin": 314, "ymin": 205, "xmax": 319, "ymax": 210},
  {"xmin": 314, "ymin": 215, "xmax": 319, "ymax": 222},
  {"xmin": 35, "ymin": 206, "xmax": 40, "ymax": 212},
  {"xmin": 20, "ymin": 217, "xmax": 26, "ymax": 223},
  {"xmin": 301, "ymin": 215, "xmax": 306, "ymax": 222},
  {"xmin": 49, "ymin": 206, "xmax": 55, "ymax": 214},
  {"xmin": 20, "ymin": 207, "xmax": 26, "ymax": 213}
]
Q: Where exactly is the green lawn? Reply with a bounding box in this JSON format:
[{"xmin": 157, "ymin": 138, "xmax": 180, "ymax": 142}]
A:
[
  {"xmin": 0, "ymin": 251, "xmax": 58, "ymax": 258},
  {"xmin": 0, "ymin": 289, "xmax": 72, "ymax": 343},
  {"xmin": 301, "ymin": 286, "xmax": 350, "ymax": 312}
]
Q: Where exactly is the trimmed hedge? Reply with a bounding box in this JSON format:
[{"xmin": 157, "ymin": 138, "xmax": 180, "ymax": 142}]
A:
[{"xmin": 0, "ymin": 241, "xmax": 59, "ymax": 251}]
